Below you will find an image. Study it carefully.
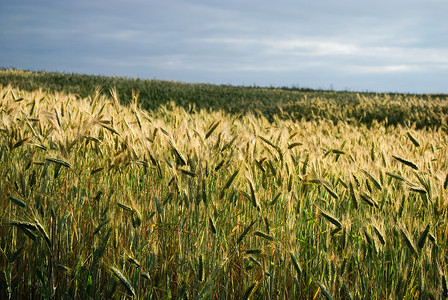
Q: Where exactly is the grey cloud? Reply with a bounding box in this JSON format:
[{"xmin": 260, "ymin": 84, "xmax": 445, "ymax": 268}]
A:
[{"xmin": 1, "ymin": 0, "xmax": 447, "ymax": 93}]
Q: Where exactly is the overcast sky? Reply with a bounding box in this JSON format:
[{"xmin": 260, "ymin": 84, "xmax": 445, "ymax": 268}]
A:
[{"xmin": 1, "ymin": 0, "xmax": 447, "ymax": 93}]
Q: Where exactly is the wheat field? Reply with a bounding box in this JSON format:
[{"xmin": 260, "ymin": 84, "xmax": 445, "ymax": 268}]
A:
[{"xmin": 1, "ymin": 70, "xmax": 448, "ymax": 299}]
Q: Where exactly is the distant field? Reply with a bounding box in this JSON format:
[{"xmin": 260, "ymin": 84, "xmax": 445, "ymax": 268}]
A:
[
  {"xmin": 1, "ymin": 69, "xmax": 448, "ymax": 299},
  {"xmin": 2, "ymin": 68, "xmax": 448, "ymax": 129}
]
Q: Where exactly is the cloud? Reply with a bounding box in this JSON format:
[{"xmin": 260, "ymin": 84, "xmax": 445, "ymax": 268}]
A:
[
  {"xmin": 198, "ymin": 37, "xmax": 358, "ymax": 56},
  {"xmin": 1, "ymin": 0, "xmax": 447, "ymax": 93}
]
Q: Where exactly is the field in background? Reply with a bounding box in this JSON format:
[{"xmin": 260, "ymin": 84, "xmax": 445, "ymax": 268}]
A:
[
  {"xmin": 1, "ymin": 69, "xmax": 448, "ymax": 299},
  {"xmin": 2, "ymin": 68, "xmax": 448, "ymax": 129}
]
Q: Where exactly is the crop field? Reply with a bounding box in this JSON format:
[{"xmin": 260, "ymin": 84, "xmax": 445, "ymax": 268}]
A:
[{"xmin": 1, "ymin": 69, "xmax": 448, "ymax": 299}]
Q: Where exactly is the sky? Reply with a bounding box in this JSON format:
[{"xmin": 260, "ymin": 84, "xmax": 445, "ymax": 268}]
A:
[{"xmin": 1, "ymin": 0, "xmax": 447, "ymax": 94}]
